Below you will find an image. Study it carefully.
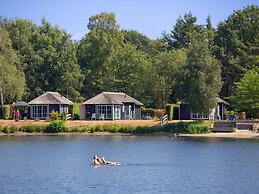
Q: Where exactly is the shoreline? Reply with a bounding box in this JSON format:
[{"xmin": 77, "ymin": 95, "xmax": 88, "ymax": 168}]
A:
[
  {"xmin": 0, "ymin": 130, "xmax": 258, "ymax": 139},
  {"xmin": 177, "ymin": 130, "xmax": 259, "ymax": 139}
]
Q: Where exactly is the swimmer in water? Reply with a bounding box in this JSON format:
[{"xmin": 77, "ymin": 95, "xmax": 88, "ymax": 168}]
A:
[{"xmin": 93, "ymin": 155, "xmax": 121, "ymax": 165}]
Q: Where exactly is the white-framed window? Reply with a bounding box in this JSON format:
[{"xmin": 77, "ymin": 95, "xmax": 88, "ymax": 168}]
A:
[
  {"xmin": 97, "ymin": 105, "xmax": 112, "ymax": 119},
  {"xmin": 114, "ymin": 105, "xmax": 121, "ymax": 120},
  {"xmin": 191, "ymin": 113, "xmax": 209, "ymax": 119},
  {"xmin": 60, "ymin": 104, "xmax": 69, "ymax": 114},
  {"xmin": 31, "ymin": 105, "xmax": 48, "ymax": 118}
]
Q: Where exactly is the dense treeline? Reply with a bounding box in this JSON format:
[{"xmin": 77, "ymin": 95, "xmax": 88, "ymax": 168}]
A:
[{"xmin": 0, "ymin": 6, "xmax": 258, "ymax": 116}]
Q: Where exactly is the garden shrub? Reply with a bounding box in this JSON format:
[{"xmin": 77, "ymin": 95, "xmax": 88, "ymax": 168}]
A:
[
  {"xmin": 60, "ymin": 112, "xmax": 67, "ymax": 121},
  {"xmin": 50, "ymin": 111, "xmax": 59, "ymax": 121},
  {"xmin": 45, "ymin": 120, "xmax": 66, "ymax": 133},
  {"xmin": 20, "ymin": 125, "xmax": 36, "ymax": 133},
  {"xmin": 70, "ymin": 103, "xmax": 80, "ymax": 120},
  {"xmin": 0, "ymin": 105, "xmax": 11, "ymax": 119},
  {"xmin": 135, "ymin": 126, "xmax": 145, "ymax": 133},
  {"xmin": 154, "ymin": 109, "xmax": 166, "ymax": 119},
  {"xmin": 165, "ymin": 104, "xmax": 175, "ymax": 120},
  {"xmin": 73, "ymin": 114, "xmax": 80, "ymax": 120},
  {"xmin": 10, "ymin": 126, "xmax": 19, "ymax": 133},
  {"xmin": 187, "ymin": 123, "xmax": 210, "ymax": 134},
  {"xmin": 141, "ymin": 108, "xmax": 155, "ymax": 117},
  {"xmin": 2, "ymin": 126, "xmax": 10, "ymax": 134},
  {"xmin": 35, "ymin": 125, "xmax": 46, "ymax": 133}
]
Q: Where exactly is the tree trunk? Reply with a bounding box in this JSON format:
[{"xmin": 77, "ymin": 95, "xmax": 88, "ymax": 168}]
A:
[{"xmin": 0, "ymin": 88, "xmax": 3, "ymax": 106}]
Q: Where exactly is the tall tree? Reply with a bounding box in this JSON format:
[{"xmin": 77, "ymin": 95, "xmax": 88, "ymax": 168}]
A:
[
  {"xmin": 77, "ymin": 12, "xmax": 124, "ymax": 98},
  {"xmin": 3, "ymin": 18, "xmax": 42, "ymax": 99},
  {"xmin": 103, "ymin": 43, "xmax": 154, "ymax": 105},
  {"xmin": 229, "ymin": 68, "xmax": 259, "ymax": 118},
  {"xmin": 0, "ymin": 27, "xmax": 25, "ymax": 104},
  {"xmin": 164, "ymin": 12, "xmax": 202, "ymax": 49},
  {"xmin": 4, "ymin": 18, "xmax": 84, "ymax": 101},
  {"xmin": 122, "ymin": 30, "xmax": 151, "ymax": 53},
  {"xmin": 215, "ymin": 5, "xmax": 259, "ymax": 97},
  {"xmin": 152, "ymin": 49, "xmax": 186, "ymax": 107},
  {"xmin": 175, "ymin": 41, "xmax": 222, "ymax": 113}
]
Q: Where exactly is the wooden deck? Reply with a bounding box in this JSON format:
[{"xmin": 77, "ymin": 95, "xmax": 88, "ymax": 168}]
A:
[
  {"xmin": 212, "ymin": 120, "xmax": 258, "ymax": 132},
  {"xmin": 211, "ymin": 121, "xmax": 236, "ymax": 132}
]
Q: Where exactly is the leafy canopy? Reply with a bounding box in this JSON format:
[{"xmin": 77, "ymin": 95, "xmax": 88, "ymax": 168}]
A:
[{"xmin": 229, "ymin": 68, "xmax": 259, "ymax": 117}]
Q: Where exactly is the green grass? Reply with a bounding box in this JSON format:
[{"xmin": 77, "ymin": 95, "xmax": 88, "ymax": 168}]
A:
[{"xmin": 0, "ymin": 121, "xmax": 211, "ymax": 134}]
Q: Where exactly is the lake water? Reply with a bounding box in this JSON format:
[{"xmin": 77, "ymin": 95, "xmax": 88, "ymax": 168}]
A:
[{"xmin": 0, "ymin": 136, "xmax": 259, "ymax": 194}]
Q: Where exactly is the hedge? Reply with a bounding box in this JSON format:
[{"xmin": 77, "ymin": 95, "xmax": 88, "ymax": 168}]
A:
[
  {"xmin": 70, "ymin": 103, "xmax": 80, "ymax": 120},
  {"xmin": 165, "ymin": 104, "xmax": 175, "ymax": 120},
  {"xmin": 0, "ymin": 105, "xmax": 12, "ymax": 120}
]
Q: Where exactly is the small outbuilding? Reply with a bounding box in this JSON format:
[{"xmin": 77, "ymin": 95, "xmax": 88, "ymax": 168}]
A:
[
  {"xmin": 80, "ymin": 92, "xmax": 143, "ymax": 120},
  {"xmin": 177, "ymin": 97, "xmax": 229, "ymax": 120},
  {"xmin": 28, "ymin": 92, "xmax": 73, "ymax": 119}
]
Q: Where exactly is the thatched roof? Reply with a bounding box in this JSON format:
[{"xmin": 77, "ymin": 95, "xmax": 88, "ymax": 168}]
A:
[
  {"xmin": 28, "ymin": 92, "xmax": 73, "ymax": 105},
  {"xmin": 82, "ymin": 92, "xmax": 143, "ymax": 106},
  {"xmin": 177, "ymin": 97, "xmax": 229, "ymax": 106}
]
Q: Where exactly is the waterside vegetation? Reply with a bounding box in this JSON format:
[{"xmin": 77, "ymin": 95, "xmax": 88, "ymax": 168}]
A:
[{"xmin": 0, "ymin": 120, "xmax": 211, "ymax": 134}]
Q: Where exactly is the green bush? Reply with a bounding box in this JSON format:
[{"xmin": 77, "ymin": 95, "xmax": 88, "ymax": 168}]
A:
[
  {"xmin": 187, "ymin": 123, "xmax": 210, "ymax": 134},
  {"xmin": 10, "ymin": 126, "xmax": 19, "ymax": 133},
  {"xmin": 0, "ymin": 125, "xmax": 2, "ymax": 132},
  {"xmin": 103, "ymin": 123, "xmax": 120, "ymax": 133},
  {"xmin": 0, "ymin": 105, "xmax": 12, "ymax": 119},
  {"xmin": 70, "ymin": 103, "xmax": 80, "ymax": 120},
  {"xmin": 165, "ymin": 104, "xmax": 175, "ymax": 120},
  {"xmin": 20, "ymin": 125, "xmax": 36, "ymax": 133},
  {"xmin": 141, "ymin": 108, "xmax": 155, "ymax": 117},
  {"xmin": 60, "ymin": 112, "xmax": 67, "ymax": 121},
  {"xmin": 36, "ymin": 125, "xmax": 46, "ymax": 133},
  {"xmin": 45, "ymin": 120, "xmax": 66, "ymax": 133},
  {"xmin": 73, "ymin": 114, "xmax": 80, "ymax": 120},
  {"xmin": 50, "ymin": 111, "xmax": 59, "ymax": 121},
  {"xmin": 2, "ymin": 126, "xmax": 10, "ymax": 134}
]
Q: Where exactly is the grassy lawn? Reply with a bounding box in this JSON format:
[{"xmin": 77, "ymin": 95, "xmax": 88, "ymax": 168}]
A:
[{"xmin": 0, "ymin": 119, "xmax": 160, "ymax": 128}]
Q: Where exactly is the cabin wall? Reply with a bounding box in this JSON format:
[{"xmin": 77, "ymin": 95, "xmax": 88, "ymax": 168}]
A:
[
  {"xmin": 135, "ymin": 105, "xmax": 141, "ymax": 120},
  {"xmin": 179, "ymin": 104, "xmax": 191, "ymax": 120}
]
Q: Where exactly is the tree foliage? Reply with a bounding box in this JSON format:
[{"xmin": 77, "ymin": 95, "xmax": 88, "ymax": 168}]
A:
[
  {"xmin": 215, "ymin": 5, "xmax": 259, "ymax": 97},
  {"xmin": 229, "ymin": 68, "xmax": 259, "ymax": 118},
  {"xmin": 103, "ymin": 43, "xmax": 154, "ymax": 105},
  {"xmin": 175, "ymin": 41, "xmax": 222, "ymax": 113},
  {"xmin": 0, "ymin": 27, "xmax": 25, "ymax": 103},
  {"xmin": 77, "ymin": 12, "xmax": 124, "ymax": 98},
  {"xmin": 3, "ymin": 18, "xmax": 84, "ymax": 101},
  {"xmin": 164, "ymin": 12, "xmax": 203, "ymax": 49},
  {"xmin": 0, "ymin": 6, "xmax": 258, "ymax": 114},
  {"xmin": 152, "ymin": 49, "xmax": 186, "ymax": 107}
]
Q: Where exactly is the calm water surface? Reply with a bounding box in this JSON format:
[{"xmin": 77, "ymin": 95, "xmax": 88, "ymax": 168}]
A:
[{"xmin": 0, "ymin": 136, "xmax": 258, "ymax": 194}]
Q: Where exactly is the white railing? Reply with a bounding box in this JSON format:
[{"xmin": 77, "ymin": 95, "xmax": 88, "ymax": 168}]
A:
[
  {"xmin": 158, "ymin": 114, "xmax": 168, "ymax": 126},
  {"xmin": 66, "ymin": 114, "xmax": 71, "ymax": 120}
]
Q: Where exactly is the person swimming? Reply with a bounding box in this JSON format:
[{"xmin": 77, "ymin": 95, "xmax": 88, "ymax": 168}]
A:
[{"xmin": 93, "ymin": 155, "xmax": 121, "ymax": 165}]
